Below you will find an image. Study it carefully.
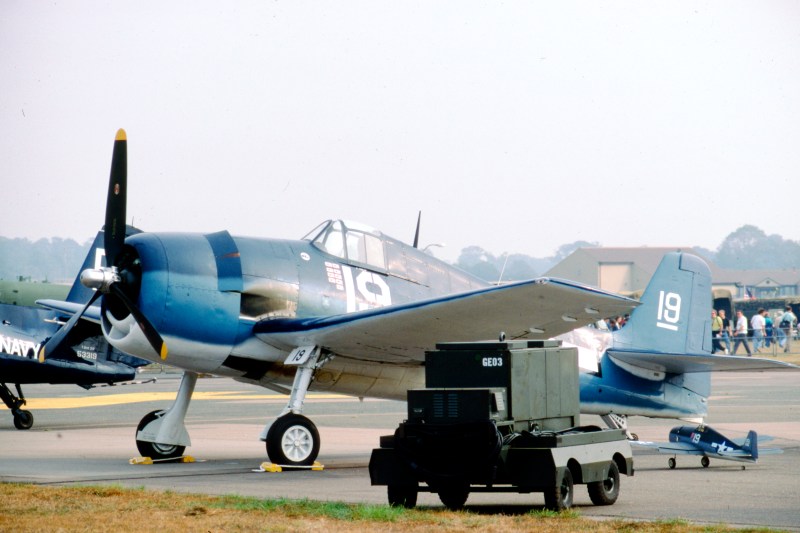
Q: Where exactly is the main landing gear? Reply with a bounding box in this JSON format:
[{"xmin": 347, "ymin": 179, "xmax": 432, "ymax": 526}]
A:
[
  {"xmin": 133, "ymin": 346, "xmax": 329, "ymax": 467},
  {"xmin": 135, "ymin": 371, "xmax": 196, "ymax": 460},
  {"xmin": 260, "ymin": 346, "xmax": 328, "ymax": 467},
  {"xmin": 1, "ymin": 383, "xmax": 34, "ymax": 430},
  {"xmin": 668, "ymin": 456, "xmax": 710, "ymax": 469},
  {"xmin": 601, "ymin": 413, "xmax": 639, "ymax": 441}
]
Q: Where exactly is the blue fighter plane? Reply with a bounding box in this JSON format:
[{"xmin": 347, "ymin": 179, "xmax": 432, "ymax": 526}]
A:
[
  {"xmin": 38, "ymin": 130, "xmax": 799, "ymax": 466},
  {"xmin": 634, "ymin": 424, "xmax": 782, "ymax": 469},
  {"xmin": 1, "ymin": 229, "xmax": 150, "ymax": 429}
]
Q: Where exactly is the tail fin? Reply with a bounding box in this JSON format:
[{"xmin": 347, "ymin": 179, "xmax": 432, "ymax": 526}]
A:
[
  {"xmin": 613, "ymin": 252, "xmax": 712, "ymax": 354},
  {"xmin": 65, "ymin": 225, "xmax": 141, "ymax": 304},
  {"xmin": 742, "ymin": 430, "xmax": 759, "ymax": 460},
  {"xmin": 65, "ymin": 231, "xmax": 105, "ymax": 304}
]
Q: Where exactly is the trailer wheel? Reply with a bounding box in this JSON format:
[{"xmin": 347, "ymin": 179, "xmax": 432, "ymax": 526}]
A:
[
  {"xmin": 438, "ymin": 483, "xmax": 469, "ymax": 510},
  {"xmin": 544, "ymin": 469, "xmax": 573, "ymax": 511},
  {"xmin": 588, "ymin": 461, "xmax": 620, "ymax": 505},
  {"xmin": 387, "ymin": 484, "xmax": 417, "ymax": 508}
]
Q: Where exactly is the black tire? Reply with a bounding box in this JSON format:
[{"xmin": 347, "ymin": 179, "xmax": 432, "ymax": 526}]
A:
[
  {"xmin": 135, "ymin": 410, "xmax": 185, "ymax": 460},
  {"xmin": 544, "ymin": 468, "xmax": 573, "ymax": 511},
  {"xmin": 438, "ymin": 484, "xmax": 469, "ymax": 510},
  {"xmin": 588, "ymin": 462, "xmax": 620, "ymax": 506},
  {"xmin": 701, "ymin": 456, "xmax": 710, "ymax": 468},
  {"xmin": 13, "ymin": 410, "xmax": 33, "ymax": 430},
  {"xmin": 266, "ymin": 414, "xmax": 320, "ymax": 467},
  {"xmin": 387, "ymin": 484, "xmax": 418, "ymax": 508},
  {"xmin": 629, "ymin": 433, "xmax": 639, "ymax": 441},
  {"xmin": 668, "ymin": 457, "xmax": 676, "ymax": 469}
]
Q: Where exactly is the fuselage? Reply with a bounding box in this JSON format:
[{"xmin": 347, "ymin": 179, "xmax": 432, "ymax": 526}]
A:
[{"xmin": 99, "ymin": 220, "xmax": 708, "ymax": 421}]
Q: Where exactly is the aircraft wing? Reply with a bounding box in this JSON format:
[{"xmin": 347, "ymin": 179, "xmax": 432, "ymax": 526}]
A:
[
  {"xmin": 632, "ymin": 441, "xmax": 704, "ymax": 455},
  {"xmin": 255, "ymin": 277, "xmax": 638, "ymax": 364},
  {"xmin": 608, "ymin": 349, "xmax": 800, "ymax": 374},
  {"xmin": 35, "ymin": 299, "xmax": 102, "ymax": 323}
]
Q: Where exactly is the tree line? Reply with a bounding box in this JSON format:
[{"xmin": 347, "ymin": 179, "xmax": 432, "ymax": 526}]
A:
[{"xmin": 1, "ymin": 225, "xmax": 797, "ymax": 284}]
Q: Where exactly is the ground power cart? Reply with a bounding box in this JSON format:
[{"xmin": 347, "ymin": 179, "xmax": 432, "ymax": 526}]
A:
[{"xmin": 369, "ymin": 340, "xmax": 633, "ymax": 510}]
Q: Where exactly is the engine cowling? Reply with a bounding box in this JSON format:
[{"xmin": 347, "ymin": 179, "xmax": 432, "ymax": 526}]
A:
[{"xmin": 100, "ymin": 231, "xmax": 242, "ymax": 373}]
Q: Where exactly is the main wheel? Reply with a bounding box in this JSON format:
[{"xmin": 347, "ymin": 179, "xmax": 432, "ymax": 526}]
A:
[
  {"xmin": 544, "ymin": 468, "xmax": 573, "ymax": 511},
  {"xmin": 13, "ymin": 409, "xmax": 33, "ymax": 430},
  {"xmin": 438, "ymin": 483, "xmax": 469, "ymax": 510},
  {"xmin": 701, "ymin": 456, "xmax": 710, "ymax": 468},
  {"xmin": 266, "ymin": 414, "xmax": 320, "ymax": 467},
  {"xmin": 387, "ymin": 484, "xmax": 418, "ymax": 508},
  {"xmin": 668, "ymin": 457, "xmax": 676, "ymax": 469},
  {"xmin": 588, "ymin": 461, "xmax": 620, "ymax": 505},
  {"xmin": 135, "ymin": 410, "xmax": 185, "ymax": 460}
]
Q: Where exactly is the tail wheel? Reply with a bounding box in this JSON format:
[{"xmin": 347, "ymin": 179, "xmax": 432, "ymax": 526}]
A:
[
  {"xmin": 544, "ymin": 468, "xmax": 573, "ymax": 511},
  {"xmin": 588, "ymin": 461, "xmax": 620, "ymax": 505},
  {"xmin": 266, "ymin": 414, "xmax": 320, "ymax": 467},
  {"xmin": 13, "ymin": 410, "xmax": 34, "ymax": 430},
  {"xmin": 135, "ymin": 410, "xmax": 185, "ymax": 459}
]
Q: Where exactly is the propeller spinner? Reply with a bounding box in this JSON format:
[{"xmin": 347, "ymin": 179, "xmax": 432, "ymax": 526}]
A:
[{"xmin": 38, "ymin": 129, "xmax": 167, "ymax": 362}]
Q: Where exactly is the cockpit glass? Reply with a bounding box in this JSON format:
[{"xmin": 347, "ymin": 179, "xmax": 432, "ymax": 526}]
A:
[
  {"xmin": 302, "ymin": 220, "xmax": 331, "ymax": 241},
  {"xmin": 308, "ymin": 220, "xmax": 386, "ymax": 269}
]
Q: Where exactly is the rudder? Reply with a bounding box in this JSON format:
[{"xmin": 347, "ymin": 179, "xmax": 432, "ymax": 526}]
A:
[{"xmin": 743, "ymin": 430, "xmax": 758, "ymax": 460}]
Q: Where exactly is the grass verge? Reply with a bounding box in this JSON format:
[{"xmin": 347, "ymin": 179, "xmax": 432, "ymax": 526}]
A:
[{"xmin": 0, "ymin": 483, "xmax": 782, "ymax": 533}]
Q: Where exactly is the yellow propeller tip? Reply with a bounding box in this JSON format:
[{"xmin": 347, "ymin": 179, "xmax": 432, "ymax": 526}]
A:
[
  {"xmin": 160, "ymin": 345, "xmax": 168, "ymax": 361},
  {"xmin": 115, "ymin": 128, "xmax": 127, "ymax": 141},
  {"xmin": 38, "ymin": 348, "xmax": 45, "ymax": 363}
]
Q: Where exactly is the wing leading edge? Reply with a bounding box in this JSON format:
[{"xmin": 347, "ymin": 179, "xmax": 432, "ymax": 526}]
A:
[
  {"xmin": 35, "ymin": 299, "xmax": 102, "ymax": 323},
  {"xmin": 254, "ymin": 277, "xmax": 638, "ymax": 364}
]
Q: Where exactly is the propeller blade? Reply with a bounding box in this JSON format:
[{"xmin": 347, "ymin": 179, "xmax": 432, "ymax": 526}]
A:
[
  {"xmin": 38, "ymin": 291, "xmax": 101, "ymax": 362},
  {"xmin": 104, "ymin": 129, "xmax": 127, "ymax": 266},
  {"xmin": 108, "ymin": 283, "xmax": 168, "ymax": 360}
]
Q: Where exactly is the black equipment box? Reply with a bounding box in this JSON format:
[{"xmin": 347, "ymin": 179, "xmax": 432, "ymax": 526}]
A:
[{"xmin": 424, "ymin": 340, "xmax": 579, "ymax": 431}]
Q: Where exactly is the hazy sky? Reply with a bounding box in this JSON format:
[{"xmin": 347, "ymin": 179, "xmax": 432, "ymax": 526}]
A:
[{"xmin": 2, "ymin": 1, "xmax": 798, "ymax": 262}]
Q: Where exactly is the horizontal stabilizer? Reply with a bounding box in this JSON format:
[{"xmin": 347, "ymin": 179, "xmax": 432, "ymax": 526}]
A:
[
  {"xmin": 255, "ymin": 277, "xmax": 638, "ymax": 364},
  {"xmin": 608, "ymin": 349, "xmax": 800, "ymax": 374}
]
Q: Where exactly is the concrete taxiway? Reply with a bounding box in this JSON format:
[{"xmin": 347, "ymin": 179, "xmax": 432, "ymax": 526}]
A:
[{"xmin": 1, "ymin": 370, "xmax": 798, "ymax": 529}]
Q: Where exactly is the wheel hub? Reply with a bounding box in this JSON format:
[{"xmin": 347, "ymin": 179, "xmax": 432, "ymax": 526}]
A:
[{"xmin": 282, "ymin": 425, "xmax": 313, "ymax": 462}]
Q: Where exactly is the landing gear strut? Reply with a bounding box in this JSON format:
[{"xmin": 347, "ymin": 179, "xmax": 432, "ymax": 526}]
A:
[
  {"xmin": 261, "ymin": 346, "xmax": 329, "ymax": 467},
  {"xmin": 601, "ymin": 413, "xmax": 638, "ymax": 441},
  {"xmin": 1, "ymin": 383, "xmax": 34, "ymax": 430},
  {"xmin": 135, "ymin": 372, "xmax": 196, "ymax": 459}
]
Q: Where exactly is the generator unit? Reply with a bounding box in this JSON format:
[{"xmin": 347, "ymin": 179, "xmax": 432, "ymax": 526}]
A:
[
  {"xmin": 369, "ymin": 340, "xmax": 633, "ymax": 511},
  {"xmin": 414, "ymin": 340, "xmax": 579, "ymax": 432}
]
